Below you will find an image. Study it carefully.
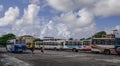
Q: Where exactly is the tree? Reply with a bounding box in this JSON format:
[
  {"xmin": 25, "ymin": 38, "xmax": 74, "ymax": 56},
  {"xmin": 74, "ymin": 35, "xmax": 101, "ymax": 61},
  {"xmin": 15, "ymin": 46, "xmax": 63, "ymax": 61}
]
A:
[
  {"xmin": 93, "ymin": 31, "xmax": 106, "ymax": 38},
  {"xmin": 0, "ymin": 33, "xmax": 16, "ymax": 45},
  {"xmin": 86, "ymin": 37, "xmax": 91, "ymax": 40},
  {"xmin": 34, "ymin": 38, "xmax": 43, "ymax": 42},
  {"xmin": 69, "ymin": 38, "xmax": 73, "ymax": 40},
  {"xmin": 80, "ymin": 38, "xmax": 85, "ymax": 40}
]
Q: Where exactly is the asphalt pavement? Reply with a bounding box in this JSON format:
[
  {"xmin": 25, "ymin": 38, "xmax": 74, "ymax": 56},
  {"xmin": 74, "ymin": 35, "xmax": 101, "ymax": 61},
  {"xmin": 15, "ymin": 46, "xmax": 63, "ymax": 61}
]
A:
[{"xmin": 0, "ymin": 47, "xmax": 120, "ymax": 66}]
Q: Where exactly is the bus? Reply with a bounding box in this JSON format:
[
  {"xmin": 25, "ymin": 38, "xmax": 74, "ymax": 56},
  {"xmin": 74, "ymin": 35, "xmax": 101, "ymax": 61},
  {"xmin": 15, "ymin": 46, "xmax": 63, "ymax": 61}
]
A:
[
  {"xmin": 34, "ymin": 40, "xmax": 64, "ymax": 50},
  {"xmin": 62, "ymin": 40, "xmax": 82, "ymax": 52},
  {"xmin": 91, "ymin": 38, "xmax": 120, "ymax": 54},
  {"xmin": 6, "ymin": 39, "xmax": 26, "ymax": 53},
  {"xmin": 81, "ymin": 40, "xmax": 91, "ymax": 51},
  {"xmin": 35, "ymin": 40, "xmax": 83, "ymax": 52}
]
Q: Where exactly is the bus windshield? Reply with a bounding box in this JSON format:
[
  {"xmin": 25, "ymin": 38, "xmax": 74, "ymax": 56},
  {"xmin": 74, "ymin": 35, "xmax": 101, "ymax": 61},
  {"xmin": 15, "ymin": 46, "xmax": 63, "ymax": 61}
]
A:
[
  {"xmin": 116, "ymin": 38, "xmax": 120, "ymax": 45},
  {"xmin": 16, "ymin": 39, "xmax": 25, "ymax": 44},
  {"xmin": 7, "ymin": 39, "xmax": 25, "ymax": 45}
]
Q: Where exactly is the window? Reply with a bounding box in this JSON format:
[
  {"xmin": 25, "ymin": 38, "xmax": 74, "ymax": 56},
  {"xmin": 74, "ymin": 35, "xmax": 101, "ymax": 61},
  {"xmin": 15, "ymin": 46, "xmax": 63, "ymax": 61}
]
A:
[{"xmin": 116, "ymin": 38, "xmax": 120, "ymax": 45}]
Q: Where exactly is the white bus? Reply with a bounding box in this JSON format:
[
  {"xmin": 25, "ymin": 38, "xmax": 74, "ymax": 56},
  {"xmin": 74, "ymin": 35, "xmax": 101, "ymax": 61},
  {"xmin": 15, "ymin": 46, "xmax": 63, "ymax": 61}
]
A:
[
  {"xmin": 35, "ymin": 40, "xmax": 84, "ymax": 52},
  {"xmin": 34, "ymin": 40, "xmax": 64, "ymax": 50},
  {"xmin": 91, "ymin": 38, "xmax": 120, "ymax": 54}
]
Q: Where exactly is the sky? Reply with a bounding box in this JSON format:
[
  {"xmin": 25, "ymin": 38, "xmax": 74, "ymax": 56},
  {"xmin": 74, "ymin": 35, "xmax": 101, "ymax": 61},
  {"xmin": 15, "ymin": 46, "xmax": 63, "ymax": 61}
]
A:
[{"xmin": 0, "ymin": 0, "xmax": 120, "ymax": 39}]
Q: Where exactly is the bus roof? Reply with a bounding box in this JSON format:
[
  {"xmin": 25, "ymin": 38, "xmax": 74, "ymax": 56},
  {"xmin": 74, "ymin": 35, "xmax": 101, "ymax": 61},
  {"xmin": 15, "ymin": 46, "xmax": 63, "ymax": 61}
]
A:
[{"xmin": 92, "ymin": 38, "xmax": 115, "ymax": 40}]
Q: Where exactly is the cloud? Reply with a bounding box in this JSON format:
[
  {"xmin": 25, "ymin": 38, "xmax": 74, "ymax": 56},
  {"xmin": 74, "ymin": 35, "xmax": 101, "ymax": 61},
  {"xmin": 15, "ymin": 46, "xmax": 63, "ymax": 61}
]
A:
[
  {"xmin": 46, "ymin": 0, "xmax": 97, "ymax": 12},
  {"xmin": 93, "ymin": 0, "xmax": 120, "ymax": 17},
  {"xmin": 53, "ymin": 8, "xmax": 95, "ymax": 38},
  {"xmin": 40, "ymin": 21, "xmax": 70, "ymax": 38},
  {"xmin": 56, "ymin": 9, "xmax": 94, "ymax": 28},
  {"xmin": 0, "ymin": 7, "xmax": 19, "ymax": 26},
  {"xmin": 46, "ymin": 0, "xmax": 75, "ymax": 12},
  {"xmin": 1, "ymin": 0, "xmax": 120, "ymax": 39},
  {"xmin": 105, "ymin": 25, "xmax": 120, "ymax": 38},
  {"xmin": 0, "ymin": 5, "xmax": 3, "ymax": 11},
  {"xmin": 12, "ymin": 4, "xmax": 40, "ymax": 36},
  {"xmin": 29, "ymin": 0, "xmax": 40, "ymax": 5},
  {"xmin": 15, "ymin": 4, "xmax": 40, "ymax": 25},
  {"xmin": 47, "ymin": 0, "xmax": 120, "ymax": 17},
  {"xmin": 12, "ymin": 1, "xmax": 95, "ymax": 38},
  {"xmin": 45, "ymin": 0, "xmax": 120, "ymax": 38}
]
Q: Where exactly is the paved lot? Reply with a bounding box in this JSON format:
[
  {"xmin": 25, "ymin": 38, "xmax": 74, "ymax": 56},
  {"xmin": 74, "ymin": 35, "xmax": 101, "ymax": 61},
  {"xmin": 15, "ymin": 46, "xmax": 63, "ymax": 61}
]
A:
[{"xmin": 0, "ymin": 47, "xmax": 120, "ymax": 66}]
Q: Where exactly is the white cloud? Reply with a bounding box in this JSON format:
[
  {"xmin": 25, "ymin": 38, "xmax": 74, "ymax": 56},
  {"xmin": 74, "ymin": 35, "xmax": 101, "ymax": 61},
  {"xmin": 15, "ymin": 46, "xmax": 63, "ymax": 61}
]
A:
[
  {"xmin": 105, "ymin": 25, "xmax": 120, "ymax": 38},
  {"xmin": 29, "ymin": 0, "xmax": 40, "ymax": 5},
  {"xmin": 47, "ymin": 0, "xmax": 120, "ymax": 17},
  {"xmin": 0, "ymin": 5, "xmax": 3, "ymax": 11},
  {"xmin": 1, "ymin": 0, "xmax": 120, "ymax": 39},
  {"xmin": 93, "ymin": 0, "xmax": 120, "ymax": 17},
  {"xmin": 0, "ymin": 7, "xmax": 19, "ymax": 26},
  {"xmin": 46, "ymin": 0, "xmax": 75, "ymax": 12},
  {"xmin": 45, "ymin": 0, "xmax": 120, "ymax": 38},
  {"xmin": 46, "ymin": 0, "xmax": 97, "ymax": 12},
  {"xmin": 53, "ymin": 8, "xmax": 95, "ymax": 38},
  {"xmin": 15, "ymin": 4, "xmax": 40, "ymax": 25},
  {"xmin": 12, "ymin": 4, "xmax": 40, "ymax": 36},
  {"xmin": 40, "ymin": 21, "xmax": 70, "ymax": 38},
  {"xmin": 56, "ymin": 8, "xmax": 94, "ymax": 28}
]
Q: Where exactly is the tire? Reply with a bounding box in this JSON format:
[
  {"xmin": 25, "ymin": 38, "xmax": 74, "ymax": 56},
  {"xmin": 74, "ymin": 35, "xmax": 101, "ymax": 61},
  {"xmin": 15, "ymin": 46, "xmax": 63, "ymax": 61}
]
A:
[
  {"xmin": 92, "ymin": 51, "xmax": 99, "ymax": 54},
  {"xmin": 72, "ymin": 48, "xmax": 76, "ymax": 52},
  {"xmin": 19, "ymin": 51, "xmax": 23, "ymax": 53},
  {"xmin": 75, "ymin": 49, "xmax": 78, "ymax": 52},
  {"xmin": 104, "ymin": 49, "xmax": 111, "ymax": 55},
  {"xmin": 54, "ymin": 47, "xmax": 57, "ymax": 50}
]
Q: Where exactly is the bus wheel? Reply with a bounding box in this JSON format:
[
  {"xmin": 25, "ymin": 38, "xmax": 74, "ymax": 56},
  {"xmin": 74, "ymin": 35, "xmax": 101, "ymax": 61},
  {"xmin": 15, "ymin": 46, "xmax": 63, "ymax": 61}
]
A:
[
  {"xmin": 54, "ymin": 47, "xmax": 57, "ymax": 50},
  {"xmin": 75, "ymin": 50, "xmax": 78, "ymax": 52},
  {"xmin": 72, "ymin": 48, "xmax": 76, "ymax": 52},
  {"xmin": 104, "ymin": 49, "xmax": 110, "ymax": 55},
  {"xmin": 19, "ymin": 51, "xmax": 23, "ymax": 53}
]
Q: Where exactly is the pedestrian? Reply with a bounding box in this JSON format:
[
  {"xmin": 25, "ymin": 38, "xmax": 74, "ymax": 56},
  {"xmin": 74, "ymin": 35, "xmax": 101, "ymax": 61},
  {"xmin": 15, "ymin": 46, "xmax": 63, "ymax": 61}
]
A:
[
  {"xmin": 30, "ymin": 43, "xmax": 35, "ymax": 54},
  {"xmin": 40, "ymin": 46, "xmax": 44, "ymax": 53}
]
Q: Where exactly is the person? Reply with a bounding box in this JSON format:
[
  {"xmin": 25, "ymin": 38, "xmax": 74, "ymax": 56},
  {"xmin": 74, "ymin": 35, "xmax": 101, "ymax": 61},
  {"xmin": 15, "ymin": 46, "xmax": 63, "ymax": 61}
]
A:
[
  {"xmin": 40, "ymin": 46, "xmax": 44, "ymax": 53},
  {"xmin": 30, "ymin": 43, "xmax": 35, "ymax": 54}
]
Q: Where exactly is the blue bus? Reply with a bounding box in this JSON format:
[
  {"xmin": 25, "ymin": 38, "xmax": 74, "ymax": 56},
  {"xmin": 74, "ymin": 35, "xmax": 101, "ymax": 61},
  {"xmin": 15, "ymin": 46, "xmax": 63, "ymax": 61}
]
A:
[{"xmin": 6, "ymin": 39, "xmax": 26, "ymax": 53}]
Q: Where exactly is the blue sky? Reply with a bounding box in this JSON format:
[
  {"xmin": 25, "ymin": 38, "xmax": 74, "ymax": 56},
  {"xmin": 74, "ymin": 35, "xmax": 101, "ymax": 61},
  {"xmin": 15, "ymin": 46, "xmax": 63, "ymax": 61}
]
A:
[{"xmin": 0, "ymin": 0, "xmax": 120, "ymax": 39}]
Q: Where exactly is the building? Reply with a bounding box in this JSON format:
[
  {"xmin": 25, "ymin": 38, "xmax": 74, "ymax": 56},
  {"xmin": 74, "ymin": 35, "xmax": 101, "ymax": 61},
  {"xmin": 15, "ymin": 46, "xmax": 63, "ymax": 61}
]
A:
[{"xmin": 18, "ymin": 35, "xmax": 35, "ymax": 43}]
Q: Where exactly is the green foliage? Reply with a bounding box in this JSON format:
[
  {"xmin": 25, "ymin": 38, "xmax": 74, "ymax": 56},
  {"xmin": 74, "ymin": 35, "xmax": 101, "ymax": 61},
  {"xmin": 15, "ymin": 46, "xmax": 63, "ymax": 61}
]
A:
[
  {"xmin": 0, "ymin": 33, "xmax": 16, "ymax": 45},
  {"xmin": 86, "ymin": 37, "xmax": 91, "ymax": 40},
  {"xmin": 80, "ymin": 38, "xmax": 85, "ymax": 40},
  {"xmin": 69, "ymin": 38, "xmax": 73, "ymax": 40},
  {"xmin": 93, "ymin": 31, "xmax": 106, "ymax": 38},
  {"xmin": 34, "ymin": 38, "xmax": 43, "ymax": 42}
]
